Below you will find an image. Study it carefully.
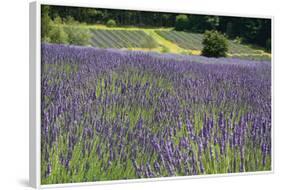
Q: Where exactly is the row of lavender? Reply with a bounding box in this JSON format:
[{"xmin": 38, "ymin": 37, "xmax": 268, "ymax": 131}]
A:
[{"xmin": 41, "ymin": 44, "xmax": 271, "ymax": 184}]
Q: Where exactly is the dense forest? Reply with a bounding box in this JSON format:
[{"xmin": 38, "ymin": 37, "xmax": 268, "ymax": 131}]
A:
[{"xmin": 44, "ymin": 5, "xmax": 271, "ymax": 51}]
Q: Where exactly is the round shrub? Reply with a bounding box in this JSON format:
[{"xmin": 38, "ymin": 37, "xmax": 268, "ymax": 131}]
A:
[
  {"xmin": 202, "ymin": 30, "xmax": 228, "ymax": 57},
  {"xmin": 106, "ymin": 19, "xmax": 116, "ymax": 27}
]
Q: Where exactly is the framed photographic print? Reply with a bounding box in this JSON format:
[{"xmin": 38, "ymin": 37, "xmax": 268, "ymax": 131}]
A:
[{"xmin": 29, "ymin": 0, "xmax": 273, "ymax": 188}]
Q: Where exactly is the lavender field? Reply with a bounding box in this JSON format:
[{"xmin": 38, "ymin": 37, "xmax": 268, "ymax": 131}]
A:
[{"xmin": 41, "ymin": 43, "xmax": 271, "ymax": 184}]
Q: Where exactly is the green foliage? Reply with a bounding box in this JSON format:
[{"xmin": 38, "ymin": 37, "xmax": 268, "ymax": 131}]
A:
[
  {"xmin": 48, "ymin": 6, "xmax": 176, "ymax": 27},
  {"xmin": 64, "ymin": 26, "xmax": 92, "ymax": 46},
  {"xmin": 41, "ymin": 5, "xmax": 52, "ymax": 39},
  {"xmin": 45, "ymin": 5, "xmax": 271, "ymax": 50},
  {"xmin": 222, "ymin": 18, "xmax": 271, "ymax": 49},
  {"xmin": 187, "ymin": 15, "xmax": 219, "ymax": 33},
  {"xmin": 175, "ymin": 14, "xmax": 188, "ymax": 31},
  {"xmin": 42, "ymin": 36, "xmax": 51, "ymax": 43},
  {"xmin": 226, "ymin": 22, "xmax": 234, "ymax": 38},
  {"xmin": 53, "ymin": 16, "xmax": 63, "ymax": 24},
  {"xmin": 233, "ymin": 36, "xmax": 242, "ymax": 44},
  {"xmin": 41, "ymin": 14, "xmax": 92, "ymax": 46},
  {"xmin": 206, "ymin": 16, "xmax": 220, "ymax": 30},
  {"xmin": 48, "ymin": 26, "xmax": 69, "ymax": 44},
  {"xmin": 64, "ymin": 16, "xmax": 79, "ymax": 25},
  {"xmin": 106, "ymin": 19, "xmax": 116, "ymax": 27},
  {"xmin": 202, "ymin": 30, "xmax": 228, "ymax": 58},
  {"xmin": 80, "ymin": 9, "xmax": 99, "ymax": 23}
]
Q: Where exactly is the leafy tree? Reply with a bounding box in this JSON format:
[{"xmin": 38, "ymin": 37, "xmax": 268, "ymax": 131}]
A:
[
  {"xmin": 53, "ymin": 16, "xmax": 62, "ymax": 24},
  {"xmin": 225, "ymin": 22, "xmax": 234, "ymax": 38},
  {"xmin": 106, "ymin": 19, "xmax": 116, "ymax": 27},
  {"xmin": 202, "ymin": 30, "xmax": 228, "ymax": 57},
  {"xmin": 64, "ymin": 26, "xmax": 92, "ymax": 46},
  {"xmin": 220, "ymin": 17, "xmax": 271, "ymax": 49},
  {"xmin": 175, "ymin": 15, "xmax": 188, "ymax": 31},
  {"xmin": 49, "ymin": 26, "xmax": 69, "ymax": 44},
  {"xmin": 187, "ymin": 15, "xmax": 219, "ymax": 32},
  {"xmin": 43, "ymin": 5, "xmax": 271, "ymax": 50},
  {"xmin": 80, "ymin": 8, "xmax": 99, "ymax": 23},
  {"xmin": 64, "ymin": 16, "xmax": 78, "ymax": 25},
  {"xmin": 206, "ymin": 16, "xmax": 220, "ymax": 30},
  {"xmin": 41, "ymin": 5, "xmax": 52, "ymax": 39}
]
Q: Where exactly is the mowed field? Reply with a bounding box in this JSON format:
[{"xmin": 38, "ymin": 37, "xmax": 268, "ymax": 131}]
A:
[{"xmin": 41, "ymin": 43, "xmax": 271, "ymax": 184}]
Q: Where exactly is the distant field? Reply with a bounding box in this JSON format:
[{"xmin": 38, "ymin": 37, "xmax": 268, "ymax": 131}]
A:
[
  {"xmin": 156, "ymin": 30, "xmax": 260, "ymax": 54},
  {"xmin": 91, "ymin": 29, "xmax": 157, "ymax": 49},
  {"xmin": 70, "ymin": 25, "xmax": 271, "ymax": 59}
]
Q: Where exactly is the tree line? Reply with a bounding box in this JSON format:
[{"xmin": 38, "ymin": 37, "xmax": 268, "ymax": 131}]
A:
[{"xmin": 43, "ymin": 5, "xmax": 271, "ymax": 51}]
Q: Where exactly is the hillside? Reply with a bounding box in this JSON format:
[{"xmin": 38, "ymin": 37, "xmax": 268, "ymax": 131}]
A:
[
  {"xmin": 52, "ymin": 23, "xmax": 271, "ymax": 60},
  {"xmin": 84, "ymin": 24, "xmax": 270, "ymax": 60}
]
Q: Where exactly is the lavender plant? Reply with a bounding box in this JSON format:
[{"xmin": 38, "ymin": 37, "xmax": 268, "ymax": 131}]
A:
[{"xmin": 41, "ymin": 43, "xmax": 271, "ymax": 184}]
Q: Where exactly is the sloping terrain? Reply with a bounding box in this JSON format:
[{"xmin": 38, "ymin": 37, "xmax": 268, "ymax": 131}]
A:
[{"xmin": 86, "ymin": 25, "xmax": 270, "ymax": 59}]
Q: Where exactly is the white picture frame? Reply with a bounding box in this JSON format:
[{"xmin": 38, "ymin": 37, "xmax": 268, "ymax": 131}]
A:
[{"xmin": 29, "ymin": 1, "xmax": 274, "ymax": 188}]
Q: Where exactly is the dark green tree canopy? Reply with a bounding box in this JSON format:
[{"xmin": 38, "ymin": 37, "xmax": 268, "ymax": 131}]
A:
[{"xmin": 175, "ymin": 15, "xmax": 188, "ymax": 31}]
